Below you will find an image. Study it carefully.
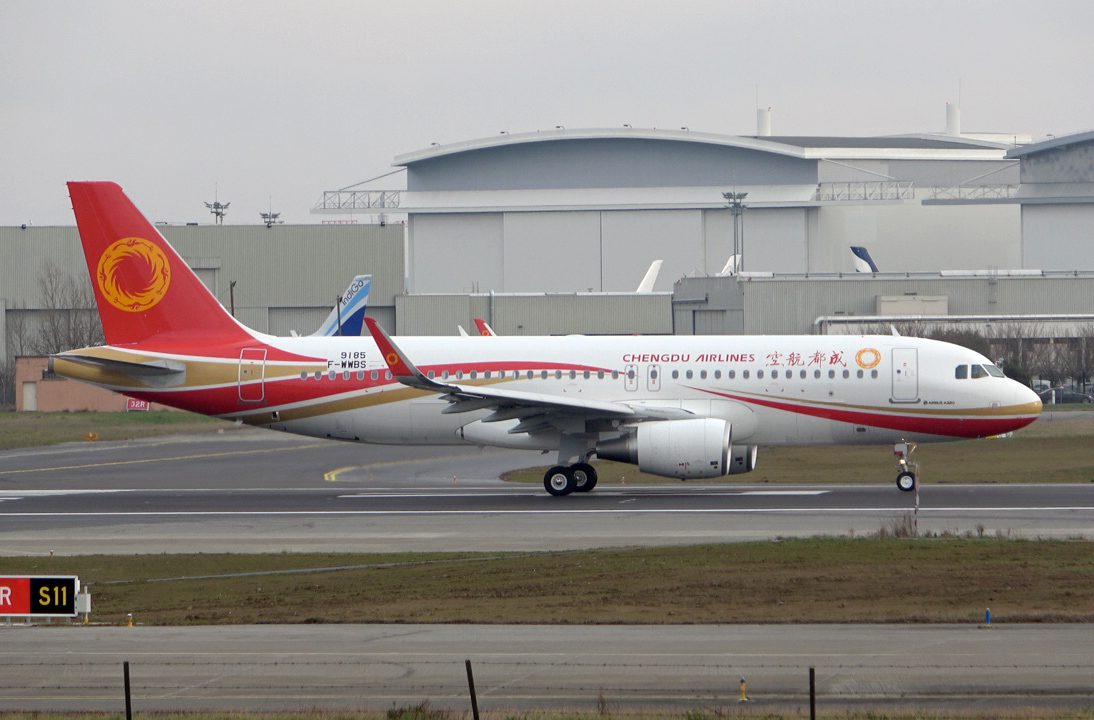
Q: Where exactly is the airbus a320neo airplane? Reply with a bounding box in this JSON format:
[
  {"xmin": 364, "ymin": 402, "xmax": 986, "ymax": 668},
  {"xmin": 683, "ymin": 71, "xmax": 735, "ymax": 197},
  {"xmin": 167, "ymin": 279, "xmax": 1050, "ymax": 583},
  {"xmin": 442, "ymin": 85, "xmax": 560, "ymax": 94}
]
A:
[{"xmin": 53, "ymin": 182, "xmax": 1042, "ymax": 496}]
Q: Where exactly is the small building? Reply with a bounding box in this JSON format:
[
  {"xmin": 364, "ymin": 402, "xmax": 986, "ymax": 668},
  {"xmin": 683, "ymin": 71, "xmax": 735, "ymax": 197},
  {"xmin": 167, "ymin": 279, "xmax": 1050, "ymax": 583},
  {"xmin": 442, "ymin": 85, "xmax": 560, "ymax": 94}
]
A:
[{"xmin": 14, "ymin": 356, "xmax": 174, "ymax": 412}]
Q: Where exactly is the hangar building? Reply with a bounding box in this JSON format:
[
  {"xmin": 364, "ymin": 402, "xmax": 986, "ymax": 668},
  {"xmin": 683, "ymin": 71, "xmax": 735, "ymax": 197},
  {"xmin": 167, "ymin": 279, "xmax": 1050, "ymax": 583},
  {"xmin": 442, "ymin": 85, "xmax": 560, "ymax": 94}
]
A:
[
  {"xmin": 391, "ymin": 127, "xmax": 1022, "ymax": 294},
  {"xmin": 1005, "ymin": 130, "xmax": 1094, "ymax": 270}
]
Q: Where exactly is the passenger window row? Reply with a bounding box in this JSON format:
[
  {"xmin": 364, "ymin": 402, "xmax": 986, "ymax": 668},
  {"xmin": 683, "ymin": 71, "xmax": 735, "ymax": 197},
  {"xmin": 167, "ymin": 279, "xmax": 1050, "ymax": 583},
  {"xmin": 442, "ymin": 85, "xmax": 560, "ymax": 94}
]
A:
[
  {"xmin": 300, "ymin": 368, "xmax": 623, "ymax": 382},
  {"xmin": 299, "ymin": 366, "xmax": 882, "ymax": 382},
  {"xmin": 672, "ymin": 368, "xmax": 879, "ymax": 380}
]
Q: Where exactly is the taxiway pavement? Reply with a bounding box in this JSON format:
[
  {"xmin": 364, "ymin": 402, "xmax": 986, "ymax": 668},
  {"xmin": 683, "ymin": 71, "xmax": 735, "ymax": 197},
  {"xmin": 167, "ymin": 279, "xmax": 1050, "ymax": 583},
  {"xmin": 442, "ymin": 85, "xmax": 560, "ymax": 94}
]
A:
[{"xmin": 2, "ymin": 624, "xmax": 1092, "ymax": 712}]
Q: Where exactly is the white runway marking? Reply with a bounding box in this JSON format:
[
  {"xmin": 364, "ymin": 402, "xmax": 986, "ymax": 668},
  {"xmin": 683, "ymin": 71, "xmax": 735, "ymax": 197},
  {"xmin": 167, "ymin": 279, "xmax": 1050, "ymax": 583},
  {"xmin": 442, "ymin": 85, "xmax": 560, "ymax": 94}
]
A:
[
  {"xmin": 2, "ymin": 507, "xmax": 1092, "ymax": 517},
  {"xmin": 0, "ymin": 489, "xmax": 130, "ymax": 497},
  {"xmin": 735, "ymin": 490, "xmax": 830, "ymax": 496}
]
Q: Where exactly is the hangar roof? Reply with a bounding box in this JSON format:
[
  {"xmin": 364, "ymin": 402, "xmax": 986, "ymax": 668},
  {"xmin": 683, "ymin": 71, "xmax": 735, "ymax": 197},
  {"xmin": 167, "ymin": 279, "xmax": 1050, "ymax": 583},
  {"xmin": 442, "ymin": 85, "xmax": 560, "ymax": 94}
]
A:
[
  {"xmin": 1005, "ymin": 129, "xmax": 1094, "ymax": 158},
  {"xmin": 761, "ymin": 135, "xmax": 1009, "ymax": 151},
  {"xmin": 394, "ymin": 127, "xmax": 1008, "ymax": 168},
  {"xmin": 395, "ymin": 128, "xmax": 804, "ymax": 165}
]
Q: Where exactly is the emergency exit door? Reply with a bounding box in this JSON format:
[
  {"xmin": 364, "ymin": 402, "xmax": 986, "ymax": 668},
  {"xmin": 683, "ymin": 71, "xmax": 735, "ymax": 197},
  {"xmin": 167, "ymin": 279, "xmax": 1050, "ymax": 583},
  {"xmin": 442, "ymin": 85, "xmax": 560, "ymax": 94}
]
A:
[
  {"xmin": 238, "ymin": 348, "xmax": 267, "ymax": 403},
  {"xmin": 891, "ymin": 347, "xmax": 919, "ymax": 402}
]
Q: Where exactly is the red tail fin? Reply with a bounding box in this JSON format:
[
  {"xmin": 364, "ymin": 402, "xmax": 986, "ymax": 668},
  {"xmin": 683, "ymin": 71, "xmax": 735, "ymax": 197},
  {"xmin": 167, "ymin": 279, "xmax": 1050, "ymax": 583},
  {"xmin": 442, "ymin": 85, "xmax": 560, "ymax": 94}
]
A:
[{"xmin": 68, "ymin": 182, "xmax": 254, "ymax": 346}]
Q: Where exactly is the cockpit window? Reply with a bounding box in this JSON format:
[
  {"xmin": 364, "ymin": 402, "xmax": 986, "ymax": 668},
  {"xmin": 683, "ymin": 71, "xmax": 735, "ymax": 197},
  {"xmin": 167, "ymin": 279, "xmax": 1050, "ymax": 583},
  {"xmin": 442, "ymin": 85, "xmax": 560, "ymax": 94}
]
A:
[
  {"xmin": 955, "ymin": 365, "xmax": 968, "ymax": 379},
  {"xmin": 971, "ymin": 364, "xmax": 988, "ymax": 379},
  {"xmin": 985, "ymin": 364, "xmax": 1005, "ymax": 378}
]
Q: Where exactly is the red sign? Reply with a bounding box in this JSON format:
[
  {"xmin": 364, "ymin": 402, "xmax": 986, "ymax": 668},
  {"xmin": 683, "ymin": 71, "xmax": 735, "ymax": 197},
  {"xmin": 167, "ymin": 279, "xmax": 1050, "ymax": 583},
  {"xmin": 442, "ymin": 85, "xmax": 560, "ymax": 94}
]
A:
[
  {"xmin": 0, "ymin": 578, "xmax": 30, "ymax": 614},
  {"xmin": 0, "ymin": 576, "xmax": 79, "ymax": 616},
  {"xmin": 126, "ymin": 398, "xmax": 150, "ymax": 411}
]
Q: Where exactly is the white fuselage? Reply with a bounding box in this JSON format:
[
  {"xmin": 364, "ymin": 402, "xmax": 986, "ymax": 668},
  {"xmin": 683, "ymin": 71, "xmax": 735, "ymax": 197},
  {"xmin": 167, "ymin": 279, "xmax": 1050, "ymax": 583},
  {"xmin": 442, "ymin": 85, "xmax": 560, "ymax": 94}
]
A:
[{"xmin": 202, "ymin": 332, "xmax": 1040, "ymax": 449}]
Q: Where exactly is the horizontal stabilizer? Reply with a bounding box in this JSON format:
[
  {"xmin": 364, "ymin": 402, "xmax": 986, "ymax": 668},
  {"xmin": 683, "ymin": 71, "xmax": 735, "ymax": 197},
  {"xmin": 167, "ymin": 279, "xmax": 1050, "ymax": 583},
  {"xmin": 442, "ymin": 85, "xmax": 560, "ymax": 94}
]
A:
[{"xmin": 51, "ymin": 352, "xmax": 187, "ymax": 388}]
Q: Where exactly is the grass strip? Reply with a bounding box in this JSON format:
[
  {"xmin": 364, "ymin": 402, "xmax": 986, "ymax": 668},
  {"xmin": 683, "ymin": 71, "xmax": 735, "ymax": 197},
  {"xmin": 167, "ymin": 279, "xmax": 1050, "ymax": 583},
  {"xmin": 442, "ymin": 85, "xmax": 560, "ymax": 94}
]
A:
[
  {"xmin": 5, "ymin": 537, "xmax": 1093, "ymax": 626},
  {"xmin": 0, "ymin": 411, "xmax": 232, "ymax": 450}
]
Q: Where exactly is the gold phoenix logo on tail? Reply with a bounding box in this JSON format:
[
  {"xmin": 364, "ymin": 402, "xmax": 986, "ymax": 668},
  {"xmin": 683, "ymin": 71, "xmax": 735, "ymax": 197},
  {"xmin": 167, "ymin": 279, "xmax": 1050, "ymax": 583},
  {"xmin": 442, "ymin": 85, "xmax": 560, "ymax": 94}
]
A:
[{"xmin": 97, "ymin": 237, "xmax": 171, "ymax": 312}]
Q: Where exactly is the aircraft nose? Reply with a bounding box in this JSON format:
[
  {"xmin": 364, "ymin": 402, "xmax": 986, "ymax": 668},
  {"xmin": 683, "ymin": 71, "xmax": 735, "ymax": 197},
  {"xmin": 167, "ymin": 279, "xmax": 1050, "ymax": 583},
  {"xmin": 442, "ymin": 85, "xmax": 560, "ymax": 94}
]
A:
[{"xmin": 1014, "ymin": 381, "xmax": 1042, "ymax": 415}]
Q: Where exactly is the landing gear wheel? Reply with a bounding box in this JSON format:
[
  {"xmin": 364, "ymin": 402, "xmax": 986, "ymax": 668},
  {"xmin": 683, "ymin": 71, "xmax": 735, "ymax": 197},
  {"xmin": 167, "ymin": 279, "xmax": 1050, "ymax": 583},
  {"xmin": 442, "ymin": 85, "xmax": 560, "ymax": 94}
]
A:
[
  {"xmin": 544, "ymin": 466, "xmax": 576, "ymax": 496},
  {"xmin": 571, "ymin": 462, "xmax": 598, "ymax": 492},
  {"xmin": 896, "ymin": 471, "xmax": 917, "ymax": 492}
]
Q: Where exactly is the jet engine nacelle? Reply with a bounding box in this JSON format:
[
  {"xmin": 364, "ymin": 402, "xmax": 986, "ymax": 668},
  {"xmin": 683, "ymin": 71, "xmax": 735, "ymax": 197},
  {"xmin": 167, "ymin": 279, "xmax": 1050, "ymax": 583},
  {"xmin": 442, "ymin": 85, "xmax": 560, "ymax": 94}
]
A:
[
  {"xmin": 597, "ymin": 417, "xmax": 749, "ymax": 480},
  {"xmin": 728, "ymin": 444, "xmax": 759, "ymax": 474}
]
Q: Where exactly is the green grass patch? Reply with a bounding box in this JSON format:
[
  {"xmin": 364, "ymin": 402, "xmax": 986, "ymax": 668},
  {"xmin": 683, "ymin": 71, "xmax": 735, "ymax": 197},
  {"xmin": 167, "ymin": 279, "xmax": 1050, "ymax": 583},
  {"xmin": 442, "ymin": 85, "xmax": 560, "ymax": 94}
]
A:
[
  {"xmin": 7, "ymin": 538, "xmax": 1093, "ymax": 626},
  {"xmin": 0, "ymin": 411, "xmax": 236, "ymax": 450}
]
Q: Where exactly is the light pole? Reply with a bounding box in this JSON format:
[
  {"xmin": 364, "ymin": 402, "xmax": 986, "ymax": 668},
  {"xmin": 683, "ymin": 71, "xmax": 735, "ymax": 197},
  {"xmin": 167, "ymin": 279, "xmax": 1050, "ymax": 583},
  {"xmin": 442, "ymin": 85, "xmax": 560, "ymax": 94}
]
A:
[
  {"xmin": 722, "ymin": 191, "xmax": 748, "ymax": 273},
  {"xmin": 205, "ymin": 200, "xmax": 229, "ymax": 224}
]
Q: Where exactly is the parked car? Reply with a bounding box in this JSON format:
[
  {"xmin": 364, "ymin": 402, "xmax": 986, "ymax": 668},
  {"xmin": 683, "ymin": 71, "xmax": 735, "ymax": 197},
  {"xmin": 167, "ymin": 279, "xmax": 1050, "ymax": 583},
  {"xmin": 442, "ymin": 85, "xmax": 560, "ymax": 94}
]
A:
[{"xmin": 1037, "ymin": 387, "xmax": 1094, "ymax": 404}]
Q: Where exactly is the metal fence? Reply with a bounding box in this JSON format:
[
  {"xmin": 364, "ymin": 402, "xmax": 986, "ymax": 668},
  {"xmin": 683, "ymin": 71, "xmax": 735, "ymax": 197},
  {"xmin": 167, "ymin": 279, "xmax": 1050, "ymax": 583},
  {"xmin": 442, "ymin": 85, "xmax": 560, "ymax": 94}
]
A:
[{"xmin": 3, "ymin": 654, "xmax": 1092, "ymax": 713}]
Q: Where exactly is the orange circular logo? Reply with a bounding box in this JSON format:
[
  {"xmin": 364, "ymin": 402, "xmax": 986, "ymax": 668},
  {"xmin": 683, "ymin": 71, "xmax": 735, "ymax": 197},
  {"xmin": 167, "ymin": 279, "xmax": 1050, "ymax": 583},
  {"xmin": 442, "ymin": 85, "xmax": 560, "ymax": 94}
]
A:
[
  {"xmin": 386, "ymin": 352, "xmax": 400, "ymax": 366},
  {"xmin": 856, "ymin": 348, "xmax": 881, "ymax": 369},
  {"xmin": 96, "ymin": 238, "xmax": 171, "ymax": 312}
]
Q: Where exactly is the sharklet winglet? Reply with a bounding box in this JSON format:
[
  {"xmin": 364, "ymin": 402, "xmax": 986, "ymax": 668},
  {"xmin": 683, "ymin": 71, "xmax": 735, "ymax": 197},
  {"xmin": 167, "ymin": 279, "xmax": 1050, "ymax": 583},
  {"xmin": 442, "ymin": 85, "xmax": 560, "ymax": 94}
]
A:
[{"xmin": 364, "ymin": 318, "xmax": 453, "ymax": 393}]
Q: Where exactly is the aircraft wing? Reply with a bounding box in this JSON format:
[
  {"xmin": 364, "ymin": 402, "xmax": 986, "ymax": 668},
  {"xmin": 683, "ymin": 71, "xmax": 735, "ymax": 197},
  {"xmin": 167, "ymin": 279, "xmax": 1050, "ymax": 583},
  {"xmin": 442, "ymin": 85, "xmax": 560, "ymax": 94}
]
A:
[{"xmin": 364, "ymin": 319, "xmax": 691, "ymax": 434}]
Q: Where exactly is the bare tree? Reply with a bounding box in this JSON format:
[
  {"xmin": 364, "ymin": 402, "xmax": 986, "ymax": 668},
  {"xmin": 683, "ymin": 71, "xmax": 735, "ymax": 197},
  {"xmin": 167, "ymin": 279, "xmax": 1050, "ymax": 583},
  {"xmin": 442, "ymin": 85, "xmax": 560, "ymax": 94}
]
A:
[
  {"xmin": 1, "ymin": 304, "xmax": 31, "ymax": 408},
  {"xmin": 1062, "ymin": 323, "xmax": 1094, "ymax": 392},
  {"xmin": 985, "ymin": 322, "xmax": 1046, "ymax": 387},
  {"xmin": 0, "ymin": 357, "xmax": 13, "ymax": 409},
  {"xmin": 27, "ymin": 262, "xmax": 104, "ymax": 355}
]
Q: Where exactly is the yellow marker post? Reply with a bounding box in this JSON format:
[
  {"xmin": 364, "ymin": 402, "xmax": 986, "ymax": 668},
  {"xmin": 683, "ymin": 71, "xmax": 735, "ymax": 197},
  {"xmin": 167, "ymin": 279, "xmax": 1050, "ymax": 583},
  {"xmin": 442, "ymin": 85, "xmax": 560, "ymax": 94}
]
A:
[
  {"xmin": 739, "ymin": 676, "xmax": 749, "ymax": 702},
  {"xmin": 126, "ymin": 613, "xmax": 134, "ymax": 628}
]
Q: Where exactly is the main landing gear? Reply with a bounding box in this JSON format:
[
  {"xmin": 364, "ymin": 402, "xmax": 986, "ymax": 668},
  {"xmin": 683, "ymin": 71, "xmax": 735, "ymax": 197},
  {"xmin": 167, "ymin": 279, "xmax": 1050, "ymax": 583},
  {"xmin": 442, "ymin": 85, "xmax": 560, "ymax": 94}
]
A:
[
  {"xmin": 543, "ymin": 462, "xmax": 598, "ymax": 496},
  {"xmin": 893, "ymin": 441, "xmax": 918, "ymax": 492}
]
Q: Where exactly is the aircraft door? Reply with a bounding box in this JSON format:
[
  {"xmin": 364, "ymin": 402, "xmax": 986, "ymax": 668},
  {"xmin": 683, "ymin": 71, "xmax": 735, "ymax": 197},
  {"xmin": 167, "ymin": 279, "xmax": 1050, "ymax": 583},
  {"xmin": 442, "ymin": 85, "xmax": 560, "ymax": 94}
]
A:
[
  {"xmin": 238, "ymin": 348, "xmax": 267, "ymax": 403},
  {"xmin": 648, "ymin": 364, "xmax": 661, "ymax": 392},
  {"xmin": 624, "ymin": 364, "xmax": 638, "ymax": 392},
  {"xmin": 890, "ymin": 347, "xmax": 919, "ymax": 402}
]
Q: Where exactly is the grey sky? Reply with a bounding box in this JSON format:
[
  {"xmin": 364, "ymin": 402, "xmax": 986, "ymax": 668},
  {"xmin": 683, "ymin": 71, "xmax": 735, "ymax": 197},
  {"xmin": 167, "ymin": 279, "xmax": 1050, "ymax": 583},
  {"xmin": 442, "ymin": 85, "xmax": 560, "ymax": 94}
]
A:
[{"xmin": 2, "ymin": 0, "xmax": 1091, "ymax": 226}]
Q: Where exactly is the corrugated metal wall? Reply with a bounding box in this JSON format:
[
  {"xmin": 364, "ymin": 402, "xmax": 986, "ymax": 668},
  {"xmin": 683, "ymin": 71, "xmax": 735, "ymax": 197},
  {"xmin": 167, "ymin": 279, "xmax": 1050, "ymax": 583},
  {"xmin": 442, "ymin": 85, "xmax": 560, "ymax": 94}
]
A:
[
  {"xmin": 744, "ymin": 276, "xmax": 1094, "ymax": 334},
  {"xmin": 397, "ymin": 294, "xmax": 672, "ymax": 336},
  {"xmin": 673, "ymin": 274, "xmax": 1094, "ymax": 336},
  {"xmin": 1, "ymin": 224, "xmax": 404, "ymax": 358}
]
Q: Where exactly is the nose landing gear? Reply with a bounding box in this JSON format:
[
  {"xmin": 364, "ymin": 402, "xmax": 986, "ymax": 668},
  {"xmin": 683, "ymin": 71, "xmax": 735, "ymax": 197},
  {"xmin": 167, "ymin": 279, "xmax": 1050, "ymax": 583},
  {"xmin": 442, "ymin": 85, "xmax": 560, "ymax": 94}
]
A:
[{"xmin": 894, "ymin": 442, "xmax": 918, "ymax": 492}]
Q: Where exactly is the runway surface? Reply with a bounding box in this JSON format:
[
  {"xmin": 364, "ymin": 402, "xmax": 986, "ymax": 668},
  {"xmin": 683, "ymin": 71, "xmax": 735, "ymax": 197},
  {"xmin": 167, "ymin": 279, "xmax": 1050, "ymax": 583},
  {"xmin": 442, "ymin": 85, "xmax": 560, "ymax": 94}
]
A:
[
  {"xmin": 2, "ymin": 624, "xmax": 1093, "ymax": 712},
  {"xmin": 1, "ymin": 428, "xmax": 1092, "ymax": 554}
]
